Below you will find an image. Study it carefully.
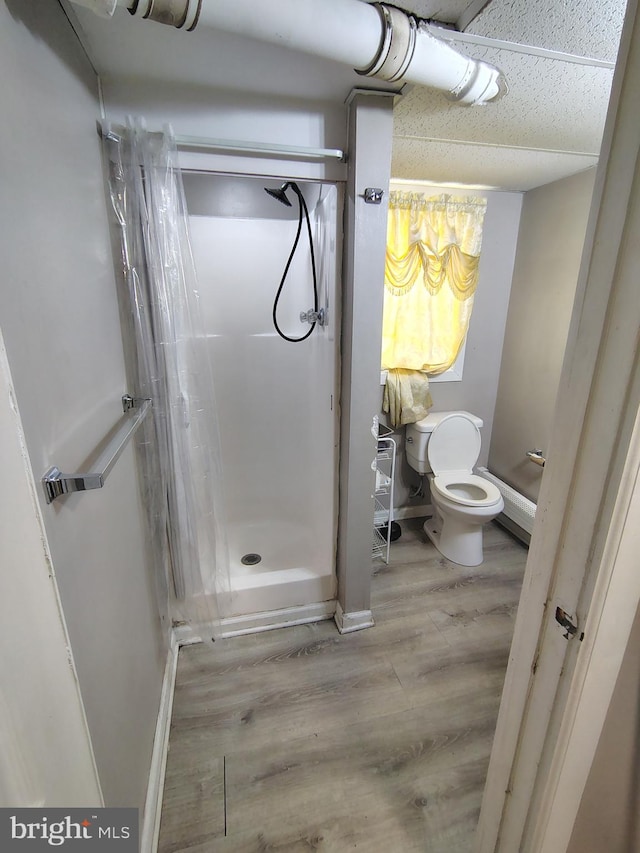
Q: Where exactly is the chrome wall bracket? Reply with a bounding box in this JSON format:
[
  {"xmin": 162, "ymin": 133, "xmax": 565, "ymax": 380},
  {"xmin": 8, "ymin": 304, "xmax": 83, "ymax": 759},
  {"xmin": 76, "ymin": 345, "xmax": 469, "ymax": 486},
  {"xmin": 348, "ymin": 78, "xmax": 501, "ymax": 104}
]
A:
[
  {"xmin": 41, "ymin": 395, "xmax": 151, "ymax": 504},
  {"xmin": 300, "ymin": 307, "xmax": 327, "ymax": 326},
  {"xmin": 364, "ymin": 188, "xmax": 384, "ymax": 204},
  {"xmin": 122, "ymin": 394, "xmax": 149, "ymax": 412},
  {"xmin": 526, "ymin": 449, "xmax": 546, "ymax": 467}
]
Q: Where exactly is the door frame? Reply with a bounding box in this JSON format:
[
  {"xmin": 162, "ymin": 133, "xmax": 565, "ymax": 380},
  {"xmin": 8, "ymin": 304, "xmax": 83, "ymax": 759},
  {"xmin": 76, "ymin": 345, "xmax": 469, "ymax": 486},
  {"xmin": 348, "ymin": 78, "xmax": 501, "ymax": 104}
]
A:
[{"xmin": 475, "ymin": 0, "xmax": 640, "ymax": 848}]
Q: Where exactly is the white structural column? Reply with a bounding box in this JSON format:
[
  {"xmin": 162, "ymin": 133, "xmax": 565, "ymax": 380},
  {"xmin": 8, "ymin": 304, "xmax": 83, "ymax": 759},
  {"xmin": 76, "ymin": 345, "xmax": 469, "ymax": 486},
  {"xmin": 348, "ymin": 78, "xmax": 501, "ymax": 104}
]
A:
[{"xmin": 335, "ymin": 90, "xmax": 394, "ymax": 633}]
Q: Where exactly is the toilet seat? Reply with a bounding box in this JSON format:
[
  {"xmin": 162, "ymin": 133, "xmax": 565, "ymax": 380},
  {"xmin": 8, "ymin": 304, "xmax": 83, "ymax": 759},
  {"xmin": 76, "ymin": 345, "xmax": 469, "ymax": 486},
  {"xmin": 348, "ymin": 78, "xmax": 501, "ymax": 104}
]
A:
[
  {"xmin": 427, "ymin": 413, "xmax": 501, "ymax": 508},
  {"xmin": 431, "ymin": 472, "xmax": 502, "ymax": 507}
]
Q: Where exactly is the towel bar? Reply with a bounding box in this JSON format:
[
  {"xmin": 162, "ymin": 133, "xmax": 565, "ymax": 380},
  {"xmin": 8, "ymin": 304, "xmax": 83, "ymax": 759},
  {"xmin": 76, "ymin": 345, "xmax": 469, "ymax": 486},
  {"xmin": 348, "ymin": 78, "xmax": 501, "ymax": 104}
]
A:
[
  {"xmin": 526, "ymin": 449, "xmax": 546, "ymax": 467},
  {"xmin": 42, "ymin": 395, "xmax": 151, "ymax": 504}
]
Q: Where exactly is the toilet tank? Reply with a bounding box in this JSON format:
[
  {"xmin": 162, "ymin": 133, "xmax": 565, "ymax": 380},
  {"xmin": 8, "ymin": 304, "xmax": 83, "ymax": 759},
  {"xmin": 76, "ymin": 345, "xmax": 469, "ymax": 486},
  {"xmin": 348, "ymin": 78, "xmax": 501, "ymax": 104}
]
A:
[{"xmin": 405, "ymin": 411, "xmax": 483, "ymax": 475}]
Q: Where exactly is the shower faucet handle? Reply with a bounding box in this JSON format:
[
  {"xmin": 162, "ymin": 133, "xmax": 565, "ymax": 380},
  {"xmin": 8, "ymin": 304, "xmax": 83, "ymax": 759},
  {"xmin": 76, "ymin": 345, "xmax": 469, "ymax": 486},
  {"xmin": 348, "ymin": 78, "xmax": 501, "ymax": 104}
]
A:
[{"xmin": 300, "ymin": 308, "xmax": 327, "ymax": 326}]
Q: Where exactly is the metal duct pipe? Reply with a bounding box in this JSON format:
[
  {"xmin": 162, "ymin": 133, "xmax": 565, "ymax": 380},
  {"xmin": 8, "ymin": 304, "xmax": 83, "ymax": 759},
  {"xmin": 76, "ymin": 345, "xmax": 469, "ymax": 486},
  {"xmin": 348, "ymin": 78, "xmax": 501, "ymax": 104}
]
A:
[{"xmin": 69, "ymin": 0, "xmax": 507, "ymax": 106}]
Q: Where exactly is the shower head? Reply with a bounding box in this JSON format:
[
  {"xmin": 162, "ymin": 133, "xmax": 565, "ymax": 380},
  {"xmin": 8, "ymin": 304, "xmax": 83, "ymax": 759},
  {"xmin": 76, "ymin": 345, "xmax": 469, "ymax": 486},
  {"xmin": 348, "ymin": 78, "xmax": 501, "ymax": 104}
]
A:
[{"xmin": 264, "ymin": 183, "xmax": 293, "ymax": 207}]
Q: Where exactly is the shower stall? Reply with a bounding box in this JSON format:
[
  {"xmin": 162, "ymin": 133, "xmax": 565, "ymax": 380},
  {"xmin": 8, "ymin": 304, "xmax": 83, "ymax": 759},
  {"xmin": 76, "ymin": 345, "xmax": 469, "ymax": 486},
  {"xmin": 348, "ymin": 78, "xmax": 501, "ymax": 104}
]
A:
[{"xmin": 183, "ymin": 173, "xmax": 341, "ymax": 627}]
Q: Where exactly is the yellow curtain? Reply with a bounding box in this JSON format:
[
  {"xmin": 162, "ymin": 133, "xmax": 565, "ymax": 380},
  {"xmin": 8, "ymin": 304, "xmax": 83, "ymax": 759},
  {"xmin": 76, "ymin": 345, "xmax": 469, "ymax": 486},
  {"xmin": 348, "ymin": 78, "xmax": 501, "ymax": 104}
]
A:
[{"xmin": 382, "ymin": 192, "xmax": 487, "ymax": 374}]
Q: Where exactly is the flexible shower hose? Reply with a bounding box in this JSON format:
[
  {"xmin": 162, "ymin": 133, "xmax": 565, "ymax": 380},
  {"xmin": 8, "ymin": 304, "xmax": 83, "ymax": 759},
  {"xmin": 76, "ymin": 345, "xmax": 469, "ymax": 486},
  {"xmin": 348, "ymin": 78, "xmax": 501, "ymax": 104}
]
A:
[{"xmin": 272, "ymin": 183, "xmax": 319, "ymax": 343}]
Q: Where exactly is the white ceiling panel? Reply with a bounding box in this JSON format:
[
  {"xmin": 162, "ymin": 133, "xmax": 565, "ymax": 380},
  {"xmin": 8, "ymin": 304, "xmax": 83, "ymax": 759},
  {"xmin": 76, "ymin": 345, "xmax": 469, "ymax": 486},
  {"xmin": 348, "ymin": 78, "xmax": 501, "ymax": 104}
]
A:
[
  {"xmin": 469, "ymin": 0, "xmax": 626, "ymax": 62},
  {"xmin": 394, "ymin": 46, "xmax": 614, "ymax": 154},
  {"xmin": 391, "ymin": 137, "xmax": 597, "ymax": 190}
]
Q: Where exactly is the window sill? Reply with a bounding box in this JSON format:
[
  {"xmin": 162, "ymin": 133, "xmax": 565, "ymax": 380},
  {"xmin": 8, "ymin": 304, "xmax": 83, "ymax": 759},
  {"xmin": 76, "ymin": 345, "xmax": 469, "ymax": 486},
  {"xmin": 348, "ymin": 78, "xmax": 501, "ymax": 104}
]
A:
[
  {"xmin": 380, "ymin": 366, "xmax": 463, "ymax": 385},
  {"xmin": 381, "ymin": 342, "xmax": 466, "ymax": 385}
]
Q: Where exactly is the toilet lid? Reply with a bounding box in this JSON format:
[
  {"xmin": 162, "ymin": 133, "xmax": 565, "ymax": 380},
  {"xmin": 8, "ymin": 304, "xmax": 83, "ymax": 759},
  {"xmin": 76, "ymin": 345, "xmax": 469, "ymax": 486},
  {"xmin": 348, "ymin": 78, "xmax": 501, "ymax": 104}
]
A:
[{"xmin": 427, "ymin": 413, "xmax": 481, "ymax": 474}]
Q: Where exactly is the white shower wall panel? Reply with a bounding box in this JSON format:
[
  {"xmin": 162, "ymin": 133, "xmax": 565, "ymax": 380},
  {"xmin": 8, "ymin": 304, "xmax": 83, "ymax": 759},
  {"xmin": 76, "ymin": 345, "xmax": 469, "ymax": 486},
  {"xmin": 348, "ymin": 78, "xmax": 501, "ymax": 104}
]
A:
[{"xmin": 186, "ymin": 177, "xmax": 340, "ymax": 618}]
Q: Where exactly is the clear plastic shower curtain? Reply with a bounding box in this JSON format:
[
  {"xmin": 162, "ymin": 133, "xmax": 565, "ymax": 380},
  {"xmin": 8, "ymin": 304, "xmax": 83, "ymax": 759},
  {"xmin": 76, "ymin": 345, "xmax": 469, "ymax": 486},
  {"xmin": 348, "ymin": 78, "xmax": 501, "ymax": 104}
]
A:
[{"xmin": 102, "ymin": 119, "xmax": 229, "ymax": 642}]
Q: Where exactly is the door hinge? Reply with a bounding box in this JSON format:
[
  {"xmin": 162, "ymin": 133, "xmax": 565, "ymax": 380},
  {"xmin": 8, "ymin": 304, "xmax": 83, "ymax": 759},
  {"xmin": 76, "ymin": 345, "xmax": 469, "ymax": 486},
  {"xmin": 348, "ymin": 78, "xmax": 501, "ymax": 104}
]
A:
[{"xmin": 555, "ymin": 606, "xmax": 584, "ymax": 641}]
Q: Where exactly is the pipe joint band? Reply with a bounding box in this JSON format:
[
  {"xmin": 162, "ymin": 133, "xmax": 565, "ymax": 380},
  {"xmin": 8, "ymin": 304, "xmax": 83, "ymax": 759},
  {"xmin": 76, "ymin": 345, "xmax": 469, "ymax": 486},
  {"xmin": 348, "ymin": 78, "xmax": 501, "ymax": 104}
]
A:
[
  {"xmin": 129, "ymin": 0, "xmax": 200, "ymax": 30},
  {"xmin": 356, "ymin": 3, "xmax": 417, "ymax": 83},
  {"xmin": 445, "ymin": 58, "xmax": 507, "ymax": 105},
  {"xmin": 447, "ymin": 61, "xmax": 477, "ymax": 101}
]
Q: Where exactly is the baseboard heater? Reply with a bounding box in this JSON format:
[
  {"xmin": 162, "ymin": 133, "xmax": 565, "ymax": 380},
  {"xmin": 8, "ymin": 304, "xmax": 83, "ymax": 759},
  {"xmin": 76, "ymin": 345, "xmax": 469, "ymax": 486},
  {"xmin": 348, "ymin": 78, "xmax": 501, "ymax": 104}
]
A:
[{"xmin": 477, "ymin": 467, "xmax": 536, "ymax": 545}]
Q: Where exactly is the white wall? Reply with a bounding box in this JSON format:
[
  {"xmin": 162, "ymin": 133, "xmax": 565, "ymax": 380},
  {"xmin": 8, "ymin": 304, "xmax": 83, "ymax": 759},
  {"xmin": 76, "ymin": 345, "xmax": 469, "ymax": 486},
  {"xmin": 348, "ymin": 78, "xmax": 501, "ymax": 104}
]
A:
[
  {"xmin": 0, "ymin": 0, "xmax": 166, "ymax": 810},
  {"xmin": 380, "ymin": 183, "xmax": 523, "ymax": 510},
  {"xmin": 0, "ymin": 333, "xmax": 102, "ymax": 807},
  {"xmin": 103, "ymin": 77, "xmax": 347, "ymax": 180},
  {"xmin": 103, "ymin": 76, "xmax": 347, "ymax": 141},
  {"xmin": 489, "ymin": 169, "xmax": 597, "ymax": 502}
]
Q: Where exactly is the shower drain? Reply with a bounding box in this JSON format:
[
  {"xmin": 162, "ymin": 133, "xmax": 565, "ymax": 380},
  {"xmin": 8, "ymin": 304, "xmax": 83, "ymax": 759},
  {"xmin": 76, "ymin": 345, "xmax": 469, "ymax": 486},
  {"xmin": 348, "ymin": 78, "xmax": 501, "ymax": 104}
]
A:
[{"xmin": 241, "ymin": 553, "xmax": 262, "ymax": 566}]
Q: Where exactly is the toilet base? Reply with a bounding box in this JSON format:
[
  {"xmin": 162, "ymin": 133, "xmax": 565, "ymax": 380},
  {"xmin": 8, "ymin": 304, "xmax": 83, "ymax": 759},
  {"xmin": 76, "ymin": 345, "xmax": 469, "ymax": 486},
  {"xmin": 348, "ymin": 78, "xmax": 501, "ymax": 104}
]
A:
[{"xmin": 423, "ymin": 511, "xmax": 484, "ymax": 567}]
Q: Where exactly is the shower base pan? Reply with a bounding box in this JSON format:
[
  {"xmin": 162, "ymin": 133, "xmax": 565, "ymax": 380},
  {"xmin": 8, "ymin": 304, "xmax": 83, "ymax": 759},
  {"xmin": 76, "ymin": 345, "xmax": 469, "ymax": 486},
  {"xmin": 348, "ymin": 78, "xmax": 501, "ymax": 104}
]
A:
[
  {"xmin": 220, "ymin": 518, "xmax": 336, "ymax": 628},
  {"xmin": 225, "ymin": 564, "xmax": 334, "ymax": 616}
]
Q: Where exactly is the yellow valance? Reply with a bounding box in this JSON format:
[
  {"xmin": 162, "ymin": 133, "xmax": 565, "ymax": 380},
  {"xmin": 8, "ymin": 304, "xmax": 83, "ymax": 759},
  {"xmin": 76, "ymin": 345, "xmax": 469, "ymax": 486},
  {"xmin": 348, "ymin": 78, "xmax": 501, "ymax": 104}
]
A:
[{"xmin": 385, "ymin": 241, "xmax": 481, "ymax": 299}]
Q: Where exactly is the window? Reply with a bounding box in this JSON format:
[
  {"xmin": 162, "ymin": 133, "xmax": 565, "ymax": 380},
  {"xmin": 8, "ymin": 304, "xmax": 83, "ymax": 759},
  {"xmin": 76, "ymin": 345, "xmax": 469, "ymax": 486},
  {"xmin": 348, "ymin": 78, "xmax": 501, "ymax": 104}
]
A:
[{"xmin": 382, "ymin": 191, "xmax": 487, "ymax": 380}]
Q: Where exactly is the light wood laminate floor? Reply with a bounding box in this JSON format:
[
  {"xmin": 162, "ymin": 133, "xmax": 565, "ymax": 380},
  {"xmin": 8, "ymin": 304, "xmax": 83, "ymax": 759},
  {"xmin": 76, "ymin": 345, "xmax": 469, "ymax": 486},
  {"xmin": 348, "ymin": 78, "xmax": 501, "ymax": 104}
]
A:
[{"xmin": 158, "ymin": 519, "xmax": 527, "ymax": 852}]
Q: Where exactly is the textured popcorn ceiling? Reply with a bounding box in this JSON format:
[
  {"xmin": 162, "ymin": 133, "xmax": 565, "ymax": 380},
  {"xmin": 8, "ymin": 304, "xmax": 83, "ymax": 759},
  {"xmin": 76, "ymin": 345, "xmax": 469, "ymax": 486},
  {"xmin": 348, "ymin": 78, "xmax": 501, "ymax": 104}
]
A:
[
  {"xmin": 391, "ymin": 137, "xmax": 598, "ymax": 191},
  {"xmin": 395, "ymin": 48, "xmax": 611, "ymax": 153},
  {"xmin": 390, "ymin": 0, "xmax": 627, "ymax": 188},
  {"xmin": 391, "ymin": 39, "xmax": 614, "ymax": 188},
  {"xmin": 392, "ymin": 0, "xmax": 625, "ymax": 61},
  {"xmin": 468, "ymin": 0, "xmax": 625, "ymax": 62}
]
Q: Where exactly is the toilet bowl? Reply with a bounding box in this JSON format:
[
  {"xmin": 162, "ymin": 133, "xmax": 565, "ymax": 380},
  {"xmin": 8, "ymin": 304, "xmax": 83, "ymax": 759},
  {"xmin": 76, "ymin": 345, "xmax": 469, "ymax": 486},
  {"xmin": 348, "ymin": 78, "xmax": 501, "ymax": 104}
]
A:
[{"xmin": 405, "ymin": 411, "xmax": 504, "ymax": 566}]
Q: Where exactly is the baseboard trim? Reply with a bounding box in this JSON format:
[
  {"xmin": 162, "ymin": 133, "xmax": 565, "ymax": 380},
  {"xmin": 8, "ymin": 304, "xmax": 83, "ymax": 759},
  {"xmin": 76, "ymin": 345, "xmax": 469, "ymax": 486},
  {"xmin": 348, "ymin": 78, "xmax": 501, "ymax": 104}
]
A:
[
  {"xmin": 334, "ymin": 602, "xmax": 375, "ymax": 634},
  {"xmin": 393, "ymin": 504, "xmax": 433, "ymax": 521},
  {"xmin": 141, "ymin": 633, "xmax": 179, "ymax": 853},
  {"xmin": 494, "ymin": 513, "xmax": 532, "ymax": 546}
]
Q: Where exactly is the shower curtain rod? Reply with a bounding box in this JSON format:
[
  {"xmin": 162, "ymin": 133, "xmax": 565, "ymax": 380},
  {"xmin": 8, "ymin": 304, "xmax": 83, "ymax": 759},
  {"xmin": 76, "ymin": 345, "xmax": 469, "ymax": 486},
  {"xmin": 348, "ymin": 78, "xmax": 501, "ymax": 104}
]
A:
[
  {"xmin": 175, "ymin": 134, "xmax": 346, "ymax": 161},
  {"xmin": 99, "ymin": 124, "xmax": 345, "ymax": 162}
]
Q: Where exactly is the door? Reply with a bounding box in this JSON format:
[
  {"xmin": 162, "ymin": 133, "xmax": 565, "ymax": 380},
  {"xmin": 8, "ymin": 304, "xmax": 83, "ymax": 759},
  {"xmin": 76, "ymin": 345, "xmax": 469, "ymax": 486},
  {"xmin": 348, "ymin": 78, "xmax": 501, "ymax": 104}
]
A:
[{"xmin": 476, "ymin": 0, "xmax": 640, "ymax": 848}]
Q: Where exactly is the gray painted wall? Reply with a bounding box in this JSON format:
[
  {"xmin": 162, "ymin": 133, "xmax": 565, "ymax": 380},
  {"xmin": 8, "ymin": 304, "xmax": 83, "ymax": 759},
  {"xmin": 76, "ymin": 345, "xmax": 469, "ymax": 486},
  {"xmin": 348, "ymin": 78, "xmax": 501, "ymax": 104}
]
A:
[
  {"xmin": 489, "ymin": 169, "xmax": 597, "ymax": 502},
  {"xmin": 1, "ymin": 0, "xmax": 166, "ymax": 810},
  {"xmin": 380, "ymin": 185, "xmax": 523, "ymax": 512}
]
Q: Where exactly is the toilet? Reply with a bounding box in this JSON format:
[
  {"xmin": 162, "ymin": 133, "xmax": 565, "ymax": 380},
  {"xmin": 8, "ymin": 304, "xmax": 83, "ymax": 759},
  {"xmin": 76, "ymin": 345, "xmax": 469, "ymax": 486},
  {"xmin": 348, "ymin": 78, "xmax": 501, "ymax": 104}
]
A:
[{"xmin": 405, "ymin": 411, "xmax": 504, "ymax": 566}]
